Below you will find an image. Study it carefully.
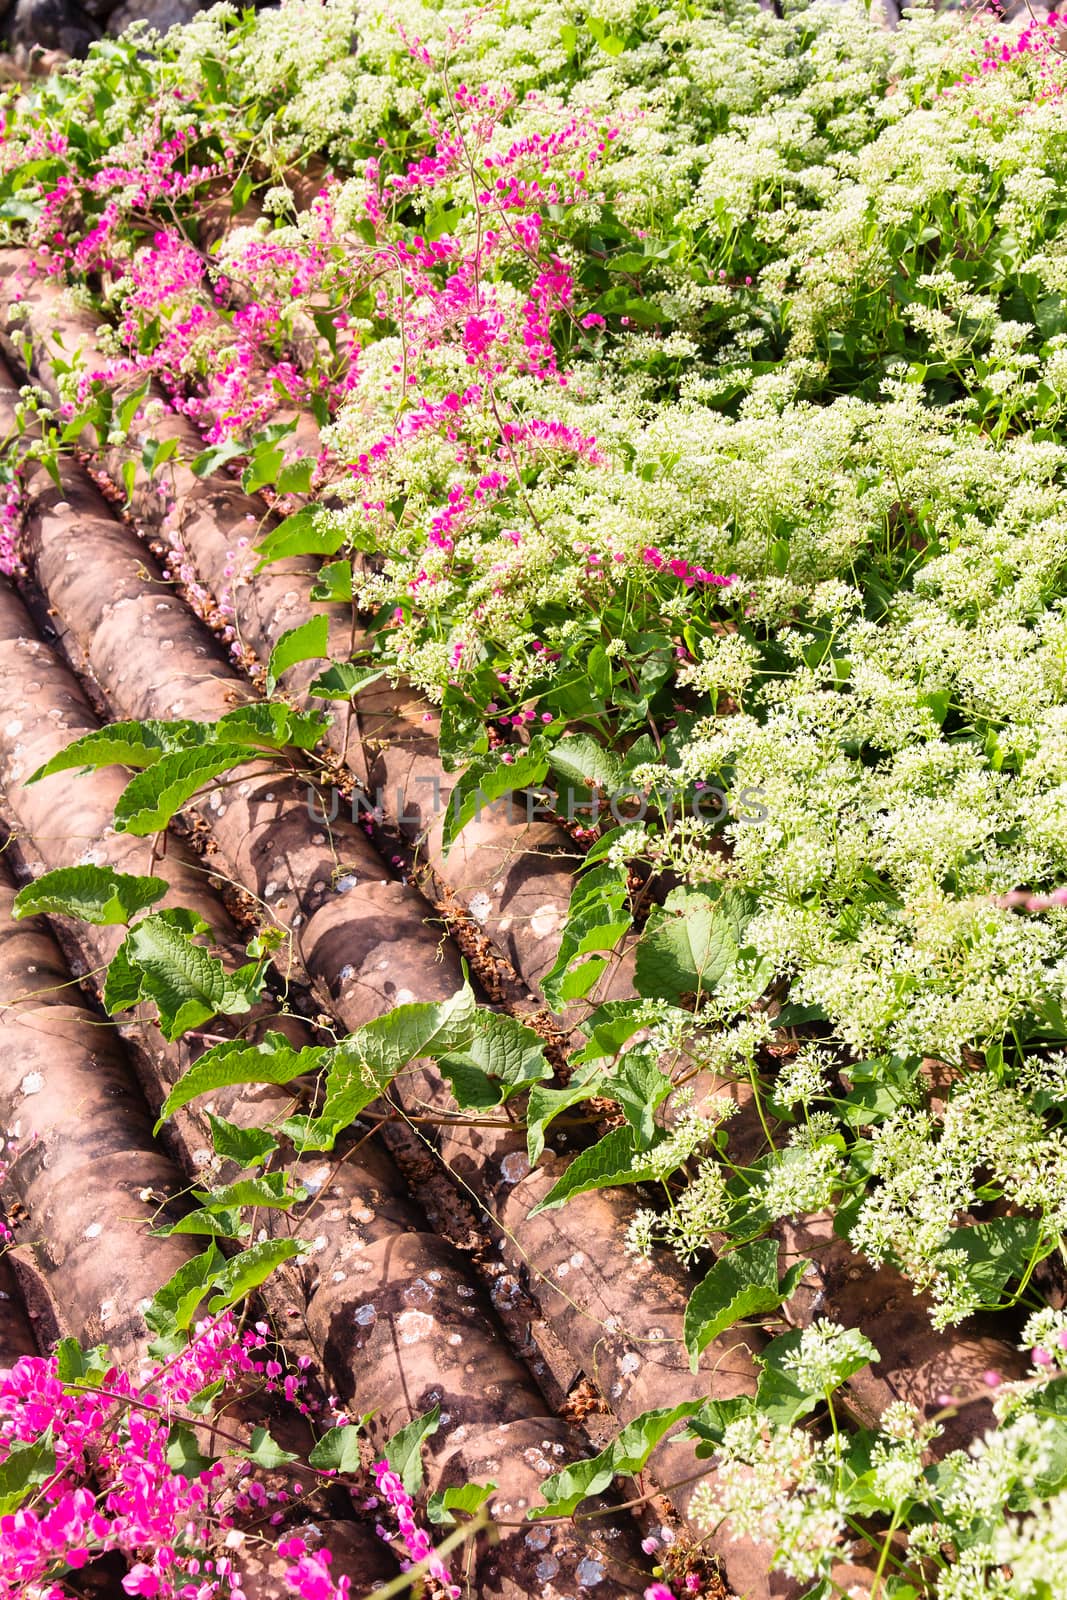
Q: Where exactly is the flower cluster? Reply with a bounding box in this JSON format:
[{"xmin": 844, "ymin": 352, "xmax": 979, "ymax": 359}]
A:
[
  {"xmin": 370, "ymin": 1461, "xmax": 459, "ymax": 1597},
  {"xmin": 0, "ymin": 1318, "xmax": 343, "ymax": 1600},
  {"xmin": 8, "ymin": 1, "xmax": 1067, "ymax": 1591}
]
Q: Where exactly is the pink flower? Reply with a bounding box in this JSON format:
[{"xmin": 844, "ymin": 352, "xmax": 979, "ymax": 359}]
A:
[
  {"xmin": 645, "ymin": 1585, "xmax": 677, "ymax": 1600},
  {"xmin": 122, "ymin": 1565, "xmax": 160, "ymax": 1596}
]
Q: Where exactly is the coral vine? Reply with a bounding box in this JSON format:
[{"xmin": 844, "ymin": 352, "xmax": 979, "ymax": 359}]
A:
[{"xmin": 0, "ymin": 1319, "xmax": 346, "ymax": 1600}]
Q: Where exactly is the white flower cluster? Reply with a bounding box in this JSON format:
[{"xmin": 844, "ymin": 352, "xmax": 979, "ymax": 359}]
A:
[{"xmin": 849, "ymin": 1076, "xmax": 1067, "ymax": 1326}]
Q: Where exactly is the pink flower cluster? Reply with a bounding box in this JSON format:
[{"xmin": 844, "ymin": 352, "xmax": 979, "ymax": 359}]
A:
[
  {"xmin": 0, "ymin": 484, "xmax": 16, "ymax": 577},
  {"xmin": 0, "ymin": 1317, "xmax": 337, "ymax": 1600},
  {"xmin": 998, "ymin": 885, "xmax": 1067, "ymax": 912},
  {"xmin": 11, "ymin": 6, "xmax": 746, "ymax": 674},
  {"xmin": 370, "ymin": 1460, "xmax": 460, "ymax": 1597},
  {"xmin": 16, "ymin": 36, "xmax": 632, "ymax": 595},
  {"xmin": 948, "ymin": 15, "xmax": 1067, "ymax": 99},
  {"xmin": 278, "ymin": 1537, "xmax": 350, "ymax": 1600},
  {"xmin": 642, "ymin": 546, "xmax": 735, "ymax": 590}
]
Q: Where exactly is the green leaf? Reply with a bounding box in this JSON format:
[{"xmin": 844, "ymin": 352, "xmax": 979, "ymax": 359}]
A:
[
  {"xmin": 191, "ymin": 437, "xmax": 245, "ymax": 477},
  {"xmin": 310, "ymin": 560, "xmax": 353, "ymax": 602},
  {"xmin": 145, "ymin": 1244, "xmax": 226, "ymax": 1338},
  {"xmin": 196, "ymin": 1172, "xmax": 306, "ymax": 1211},
  {"xmin": 427, "ymin": 1481, "xmax": 495, "ymax": 1526},
  {"xmin": 684, "ymin": 1241, "xmax": 809, "ymax": 1372},
  {"xmin": 255, "ymin": 508, "xmax": 346, "ymax": 567},
  {"xmin": 529, "ymin": 1125, "xmax": 659, "ymax": 1214},
  {"xmin": 242, "ymin": 443, "xmax": 284, "ymax": 493},
  {"xmin": 437, "ymin": 1011, "xmax": 550, "ymax": 1108},
  {"xmin": 309, "ymin": 1423, "xmax": 364, "ymax": 1473},
  {"xmin": 547, "ymin": 734, "xmax": 624, "ymax": 793},
  {"xmin": 207, "ymin": 1238, "xmax": 302, "ymax": 1312},
  {"xmin": 55, "ymin": 1337, "xmax": 110, "ymax": 1386},
  {"xmin": 155, "ymin": 1033, "xmax": 325, "ymax": 1130},
  {"xmin": 214, "ymin": 703, "xmax": 329, "ymax": 753},
  {"xmin": 934, "ymin": 1217, "xmax": 1046, "ymax": 1305},
  {"xmin": 299, "ymin": 986, "xmax": 478, "ymax": 1148},
  {"xmin": 685, "ymin": 1396, "xmax": 755, "ymax": 1453},
  {"xmin": 526, "ymin": 1078, "xmax": 604, "ymax": 1165},
  {"xmin": 752, "ymin": 1331, "xmax": 820, "ymax": 1427},
  {"xmin": 276, "ymin": 457, "xmax": 314, "ymax": 496},
  {"xmin": 586, "ymin": 15, "xmax": 626, "ymax": 55},
  {"xmin": 572, "ymin": 1000, "xmax": 654, "ymax": 1065},
  {"xmin": 53, "ymin": 1337, "xmax": 82, "ymax": 1388},
  {"xmin": 26, "ymin": 720, "xmax": 179, "ymax": 781},
  {"xmin": 166, "ymin": 1423, "xmax": 214, "ymax": 1479},
  {"xmin": 115, "ymin": 911, "xmax": 266, "ymax": 1041},
  {"xmin": 309, "ymin": 661, "xmax": 386, "ymax": 700},
  {"xmin": 0, "ymin": 1437, "xmax": 57, "ymax": 1515},
  {"xmin": 540, "ymin": 864, "xmax": 631, "ymax": 1010},
  {"xmin": 530, "ymin": 1402, "xmax": 701, "ymax": 1519},
  {"xmin": 635, "ymin": 892, "xmax": 741, "ymax": 1005},
  {"xmin": 384, "ymin": 1404, "xmax": 441, "ymax": 1496},
  {"xmin": 435, "ymin": 1056, "xmax": 504, "ymax": 1110},
  {"xmin": 553, "ymin": 957, "xmax": 608, "ymax": 1002},
  {"xmin": 116, "ymin": 377, "xmax": 151, "ymax": 436},
  {"xmin": 756, "ymin": 1327, "xmax": 877, "ymax": 1425},
  {"xmin": 151, "ymin": 1207, "xmax": 251, "ymax": 1239},
  {"xmin": 266, "ymin": 614, "xmax": 329, "ymax": 694},
  {"xmin": 604, "ymin": 1054, "xmax": 674, "ymax": 1149},
  {"xmin": 442, "ymin": 744, "xmax": 549, "ymax": 857},
  {"xmin": 114, "ymin": 744, "xmax": 253, "ymax": 834},
  {"xmin": 439, "ymin": 683, "xmax": 489, "ymax": 772},
  {"xmin": 206, "ymin": 1113, "xmax": 278, "ymax": 1168},
  {"xmin": 248, "ymin": 1426, "xmax": 298, "ymax": 1469},
  {"xmin": 103, "ymin": 931, "xmax": 148, "ymax": 1015},
  {"xmin": 12, "ymin": 865, "xmax": 166, "ymax": 926},
  {"xmin": 835, "ymin": 1077, "xmax": 910, "ymax": 1129},
  {"xmin": 143, "ymin": 434, "xmax": 180, "ymax": 478}
]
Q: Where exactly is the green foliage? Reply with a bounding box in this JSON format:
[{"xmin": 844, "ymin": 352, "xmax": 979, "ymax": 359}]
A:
[
  {"xmin": 436, "ymin": 1011, "xmax": 551, "ymax": 1107},
  {"xmin": 0, "ymin": 1437, "xmax": 56, "ymax": 1516},
  {"xmin": 206, "ymin": 1239, "xmax": 303, "ymax": 1313},
  {"xmin": 683, "ymin": 1241, "xmax": 809, "ymax": 1372},
  {"xmin": 309, "ymin": 661, "xmax": 385, "ymax": 699},
  {"xmin": 266, "ymin": 614, "xmax": 329, "ymax": 693},
  {"xmin": 113, "ymin": 745, "xmax": 253, "ymax": 834},
  {"xmin": 155, "ymin": 1033, "xmax": 325, "ymax": 1129},
  {"xmin": 27, "ymin": 721, "xmax": 190, "ymax": 780},
  {"xmin": 205, "ymin": 1113, "xmax": 279, "ymax": 1168},
  {"xmin": 528, "ymin": 1125, "xmax": 660, "ymax": 1214},
  {"xmin": 309, "ymin": 1423, "xmax": 365, "ymax": 1473},
  {"xmin": 539, "ymin": 864, "xmax": 632, "ymax": 1009},
  {"xmin": 442, "ymin": 743, "xmax": 548, "ymax": 855},
  {"xmin": 634, "ymin": 889, "xmax": 766, "ymax": 1008},
  {"xmin": 145, "ymin": 1244, "xmax": 230, "ymax": 1348},
  {"xmin": 247, "ymin": 1427, "xmax": 299, "ymax": 1470},
  {"xmin": 254, "ymin": 508, "xmax": 346, "ymax": 566},
  {"xmin": 383, "ymin": 1404, "xmax": 441, "ymax": 1496},
  {"xmin": 427, "ymin": 1482, "xmax": 496, "ymax": 1526},
  {"xmin": 12, "ymin": 865, "xmax": 166, "ymax": 925},
  {"xmin": 530, "ymin": 1402, "xmax": 702, "ymax": 1519},
  {"xmin": 106, "ymin": 910, "xmax": 266, "ymax": 1040}
]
